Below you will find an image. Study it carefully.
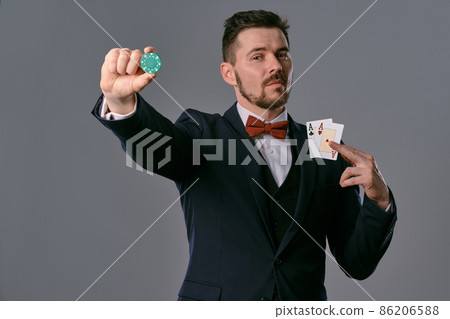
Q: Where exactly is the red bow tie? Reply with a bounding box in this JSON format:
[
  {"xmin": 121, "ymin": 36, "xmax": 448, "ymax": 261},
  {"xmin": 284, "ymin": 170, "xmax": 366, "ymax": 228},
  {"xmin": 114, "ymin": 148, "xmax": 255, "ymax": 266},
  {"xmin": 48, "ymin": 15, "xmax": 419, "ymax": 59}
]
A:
[{"xmin": 245, "ymin": 115, "xmax": 289, "ymax": 140}]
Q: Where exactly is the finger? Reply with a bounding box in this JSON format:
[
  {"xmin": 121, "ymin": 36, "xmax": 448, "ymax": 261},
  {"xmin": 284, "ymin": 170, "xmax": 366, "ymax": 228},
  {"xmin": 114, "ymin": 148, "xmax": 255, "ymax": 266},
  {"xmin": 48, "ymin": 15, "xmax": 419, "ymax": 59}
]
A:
[
  {"xmin": 116, "ymin": 48, "xmax": 132, "ymax": 75},
  {"xmin": 338, "ymin": 152, "xmax": 353, "ymax": 165},
  {"xmin": 339, "ymin": 166, "xmax": 366, "ymax": 186},
  {"xmin": 132, "ymin": 72, "xmax": 157, "ymax": 93},
  {"xmin": 101, "ymin": 57, "xmax": 110, "ymax": 79},
  {"xmin": 329, "ymin": 141, "xmax": 374, "ymax": 161},
  {"xmin": 328, "ymin": 141, "xmax": 355, "ymax": 165},
  {"xmin": 340, "ymin": 175, "xmax": 364, "ymax": 188},
  {"xmin": 329, "ymin": 141, "xmax": 364, "ymax": 165},
  {"xmin": 144, "ymin": 46, "xmax": 157, "ymax": 54},
  {"xmin": 107, "ymin": 49, "xmax": 120, "ymax": 74},
  {"xmin": 360, "ymin": 151, "xmax": 375, "ymax": 162},
  {"xmin": 126, "ymin": 49, "xmax": 142, "ymax": 75}
]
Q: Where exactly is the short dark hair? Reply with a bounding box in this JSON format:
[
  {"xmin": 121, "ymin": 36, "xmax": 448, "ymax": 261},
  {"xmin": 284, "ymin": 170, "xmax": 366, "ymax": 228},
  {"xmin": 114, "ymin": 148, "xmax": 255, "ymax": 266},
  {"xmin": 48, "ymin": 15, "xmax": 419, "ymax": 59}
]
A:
[{"xmin": 222, "ymin": 10, "xmax": 290, "ymax": 65}]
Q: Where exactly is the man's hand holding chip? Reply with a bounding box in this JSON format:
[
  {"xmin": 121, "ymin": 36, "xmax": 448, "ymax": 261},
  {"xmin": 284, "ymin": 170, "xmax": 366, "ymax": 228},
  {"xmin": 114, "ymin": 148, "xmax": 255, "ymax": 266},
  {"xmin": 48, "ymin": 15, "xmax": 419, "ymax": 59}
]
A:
[{"xmin": 100, "ymin": 46, "xmax": 157, "ymax": 114}]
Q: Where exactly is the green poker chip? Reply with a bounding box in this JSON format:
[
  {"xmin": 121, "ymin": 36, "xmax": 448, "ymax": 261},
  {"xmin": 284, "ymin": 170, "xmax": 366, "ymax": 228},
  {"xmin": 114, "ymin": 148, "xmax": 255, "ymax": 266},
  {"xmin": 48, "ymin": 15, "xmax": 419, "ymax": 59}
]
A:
[{"xmin": 140, "ymin": 52, "xmax": 162, "ymax": 74}]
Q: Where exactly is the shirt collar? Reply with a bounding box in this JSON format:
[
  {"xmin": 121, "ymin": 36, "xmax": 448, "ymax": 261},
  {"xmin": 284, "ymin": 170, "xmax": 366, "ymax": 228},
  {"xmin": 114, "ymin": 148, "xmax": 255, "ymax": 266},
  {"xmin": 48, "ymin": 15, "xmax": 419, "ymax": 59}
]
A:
[{"xmin": 236, "ymin": 102, "xmax": 288, "ymax": 126}]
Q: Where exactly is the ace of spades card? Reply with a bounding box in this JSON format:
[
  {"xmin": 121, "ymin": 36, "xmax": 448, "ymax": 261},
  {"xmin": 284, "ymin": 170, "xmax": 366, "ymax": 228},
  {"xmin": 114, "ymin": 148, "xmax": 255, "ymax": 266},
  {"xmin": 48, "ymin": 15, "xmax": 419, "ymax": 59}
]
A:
[{"xmin": 306, "ymin": 119, "xmax": 344, "ymax": 160}]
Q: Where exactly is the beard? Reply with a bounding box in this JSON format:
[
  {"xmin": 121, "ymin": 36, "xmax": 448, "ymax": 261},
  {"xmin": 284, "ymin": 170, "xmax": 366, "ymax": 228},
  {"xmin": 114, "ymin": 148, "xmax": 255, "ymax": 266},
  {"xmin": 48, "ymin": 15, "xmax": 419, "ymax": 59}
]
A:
[{"xmin": 235, "ymin": 71, "xmax": 291, "ymax": 110}]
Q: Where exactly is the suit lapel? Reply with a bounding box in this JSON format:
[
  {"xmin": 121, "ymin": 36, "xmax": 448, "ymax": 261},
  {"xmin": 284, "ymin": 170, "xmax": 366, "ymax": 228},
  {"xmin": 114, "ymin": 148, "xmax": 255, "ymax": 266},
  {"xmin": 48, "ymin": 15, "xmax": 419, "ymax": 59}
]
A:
[
  {"xmin": 223, "ymin": 104, "xmax": 277, "ymax": 252},
  {"xmin": 276, "ymin": 114, "xmax": 317, "ymax": 256}
]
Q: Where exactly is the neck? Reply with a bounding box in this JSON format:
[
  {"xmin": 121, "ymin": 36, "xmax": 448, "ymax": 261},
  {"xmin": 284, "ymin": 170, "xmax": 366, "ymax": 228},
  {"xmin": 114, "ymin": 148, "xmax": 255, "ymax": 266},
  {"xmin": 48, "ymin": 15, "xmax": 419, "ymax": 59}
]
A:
[{"xmin": 237, "ymin": 97, "xmax": 285, "ymax": 121}]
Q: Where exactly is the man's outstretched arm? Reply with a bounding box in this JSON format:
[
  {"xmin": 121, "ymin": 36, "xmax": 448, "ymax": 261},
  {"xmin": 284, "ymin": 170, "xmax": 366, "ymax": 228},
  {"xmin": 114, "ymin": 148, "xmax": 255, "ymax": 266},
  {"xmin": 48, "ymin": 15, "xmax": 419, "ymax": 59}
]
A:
[{"xmin": 91, "ymin": 47, "xmax": 203, "ymax": 182}]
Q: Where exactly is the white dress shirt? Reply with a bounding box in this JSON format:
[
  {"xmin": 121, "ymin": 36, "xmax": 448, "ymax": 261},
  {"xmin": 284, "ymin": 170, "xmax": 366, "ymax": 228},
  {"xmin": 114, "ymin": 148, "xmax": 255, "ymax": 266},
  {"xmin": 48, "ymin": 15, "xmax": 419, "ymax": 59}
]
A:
[
  {"xmin": 100, "ymin": 95, "xmax": 137, "ymax": 120},
  {"xmin": 235, "ymin": 103, "xmax": 293, "ymax": 187}
]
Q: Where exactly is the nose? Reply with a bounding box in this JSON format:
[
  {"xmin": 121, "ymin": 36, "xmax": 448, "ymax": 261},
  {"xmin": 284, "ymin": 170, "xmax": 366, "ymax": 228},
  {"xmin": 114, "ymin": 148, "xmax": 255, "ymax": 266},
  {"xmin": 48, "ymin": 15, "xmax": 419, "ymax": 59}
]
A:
[{"xmin": 267, "ymin": 54, "xmax": 282, "ymax": 75}]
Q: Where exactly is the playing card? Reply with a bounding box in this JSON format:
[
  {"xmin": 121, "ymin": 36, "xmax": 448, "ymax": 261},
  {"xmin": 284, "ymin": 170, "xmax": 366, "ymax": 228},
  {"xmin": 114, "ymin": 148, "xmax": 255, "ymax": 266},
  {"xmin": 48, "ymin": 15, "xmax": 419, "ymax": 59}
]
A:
[
  {"xmin": 306, "ymin": 119, "xmax": 332, "ymax": 140},
  {"xmin": 306, "ymin": 119, "xmax": 332, "ymax": 157},
  {"xmin": 306, "ymin": 119, "xmax": 344, "ymax": 161}
]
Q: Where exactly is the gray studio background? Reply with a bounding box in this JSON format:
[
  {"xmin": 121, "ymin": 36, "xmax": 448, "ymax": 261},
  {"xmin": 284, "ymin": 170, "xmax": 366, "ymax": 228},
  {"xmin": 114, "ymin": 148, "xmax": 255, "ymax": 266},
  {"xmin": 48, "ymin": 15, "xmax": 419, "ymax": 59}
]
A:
[{"xmin": 1, "ymin": 0, "xmax": 449, "ymax": 300}]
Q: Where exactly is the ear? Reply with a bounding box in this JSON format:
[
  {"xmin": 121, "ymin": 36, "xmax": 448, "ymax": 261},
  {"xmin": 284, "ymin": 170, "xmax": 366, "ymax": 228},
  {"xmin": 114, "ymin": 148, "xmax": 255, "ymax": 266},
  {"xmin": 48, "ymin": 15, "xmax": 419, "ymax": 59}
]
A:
[{"xmin": 220, "ymin": 62, "xmax": 237, "ymax": 86}]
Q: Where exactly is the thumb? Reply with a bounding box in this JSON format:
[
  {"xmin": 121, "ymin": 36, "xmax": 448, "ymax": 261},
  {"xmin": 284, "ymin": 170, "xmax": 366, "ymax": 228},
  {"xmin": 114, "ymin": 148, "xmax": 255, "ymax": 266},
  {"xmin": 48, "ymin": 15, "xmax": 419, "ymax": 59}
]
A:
[{"xmin": 132, "ymin": 72, "xmax": 157, "ymax": 93}]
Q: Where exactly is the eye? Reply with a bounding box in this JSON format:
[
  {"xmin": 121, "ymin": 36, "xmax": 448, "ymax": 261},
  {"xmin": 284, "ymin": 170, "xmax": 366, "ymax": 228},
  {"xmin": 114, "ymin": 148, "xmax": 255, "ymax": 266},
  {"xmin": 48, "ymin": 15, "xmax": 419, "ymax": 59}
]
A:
[
  {"xmin": 278, "ymin": 53, "xmax": 289, "ymax": 60},
  {"xmin": 252, "ymin": 55, "xmax": 262, "ymax": 61}
]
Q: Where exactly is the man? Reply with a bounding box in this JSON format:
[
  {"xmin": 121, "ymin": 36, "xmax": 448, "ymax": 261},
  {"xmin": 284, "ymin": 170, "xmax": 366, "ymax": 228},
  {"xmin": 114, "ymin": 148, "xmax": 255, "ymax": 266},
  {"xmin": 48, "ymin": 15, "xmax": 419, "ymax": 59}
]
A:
[{"xmin": 92, "ymin": 10, "xmax": 397, "ymax": 301}]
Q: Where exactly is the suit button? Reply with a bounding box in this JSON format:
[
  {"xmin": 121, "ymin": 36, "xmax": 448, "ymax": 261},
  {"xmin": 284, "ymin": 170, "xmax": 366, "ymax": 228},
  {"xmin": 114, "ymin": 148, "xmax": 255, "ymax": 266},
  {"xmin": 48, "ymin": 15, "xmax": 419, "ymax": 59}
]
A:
[
  {"xmin": 273, "ymin": 220, "xmax": 279, "ymax": 227},
  {"xmin": 275, "ymin": 257, "xmax": 282, "ymax": 265}
]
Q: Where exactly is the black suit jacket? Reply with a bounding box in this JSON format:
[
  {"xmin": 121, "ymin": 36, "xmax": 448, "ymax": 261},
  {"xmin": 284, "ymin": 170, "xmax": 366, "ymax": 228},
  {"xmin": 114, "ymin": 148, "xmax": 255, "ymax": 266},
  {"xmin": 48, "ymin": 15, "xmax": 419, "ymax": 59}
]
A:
[{"xmin": 92, "ymin": 93, "xmax": 397, "ymax": 300}]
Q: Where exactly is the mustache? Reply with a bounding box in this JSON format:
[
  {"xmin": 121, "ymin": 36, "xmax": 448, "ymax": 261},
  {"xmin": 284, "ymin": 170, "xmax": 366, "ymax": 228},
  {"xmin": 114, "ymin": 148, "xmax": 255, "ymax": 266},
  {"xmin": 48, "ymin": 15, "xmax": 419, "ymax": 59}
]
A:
[{"xmin": 263, "ymin": 72, "xmax": 287, "ymax": 85}]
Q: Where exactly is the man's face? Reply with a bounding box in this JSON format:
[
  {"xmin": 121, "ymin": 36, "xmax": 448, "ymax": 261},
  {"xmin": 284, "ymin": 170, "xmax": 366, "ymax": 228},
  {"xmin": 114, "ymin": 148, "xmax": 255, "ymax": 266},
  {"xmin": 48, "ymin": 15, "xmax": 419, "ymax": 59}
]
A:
[{"xmin": 232, "ymin": 27, "xmax": 293, "ymax": 110}]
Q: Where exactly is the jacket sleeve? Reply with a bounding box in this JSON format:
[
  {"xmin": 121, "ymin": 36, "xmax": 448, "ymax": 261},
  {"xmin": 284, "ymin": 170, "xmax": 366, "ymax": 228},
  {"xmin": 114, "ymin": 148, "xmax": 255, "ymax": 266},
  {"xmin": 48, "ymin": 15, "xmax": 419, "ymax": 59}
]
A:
[
  {"xmin": 326, "ymin": 160, "xmax": 398, "ymax": 280},
  {"xmin": 91, "ymin": 93, "xmax": 204, "ymax": 182}
]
